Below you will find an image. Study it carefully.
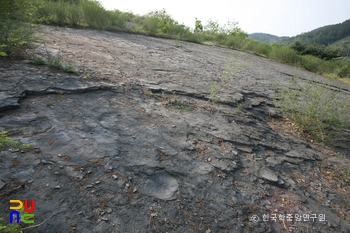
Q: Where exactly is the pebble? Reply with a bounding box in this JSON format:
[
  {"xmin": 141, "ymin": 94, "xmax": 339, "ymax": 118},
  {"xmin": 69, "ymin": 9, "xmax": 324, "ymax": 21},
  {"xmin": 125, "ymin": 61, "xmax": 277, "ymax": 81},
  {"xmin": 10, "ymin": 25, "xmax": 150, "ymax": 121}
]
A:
[
  {"xmin": 55, "ymin": 185, "xmax": 61, "ymax": 189},
  {"xmin": 28, "ymin": 179, "xmax": 34, "ymax": 184},
  {"xmin": 112, "ymin": 175, "xmax": 118, "ymax": 179},
  {"xmin": 95, "ymin": 181, "xmax": 100, "ymax": 184},
  {"xmin": 133, "ymin": 188, "xmax": 137, "ymax": 193},
  {"xmin": 86, "ymin": 185, "xmax": 93, "ymax": 188}
]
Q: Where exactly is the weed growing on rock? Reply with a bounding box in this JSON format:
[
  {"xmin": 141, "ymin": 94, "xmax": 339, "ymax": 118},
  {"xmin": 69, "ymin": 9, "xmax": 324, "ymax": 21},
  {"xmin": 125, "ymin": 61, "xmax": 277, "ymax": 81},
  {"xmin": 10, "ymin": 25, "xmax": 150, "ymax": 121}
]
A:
[
  {"xmin": 32, "ymin": 56, "xmax": 46, "ymax": 65},
  {"xmin": 206, "ymin": 53, "xmax": 250, "ymax": 106},
  {"xmin": 48, "ymin": 59, "xmax": 64, "ymax": 70},
  {"xmin": 171, "ymin": 94, "xmax": 191, "ymax": 111},
  {"xmin": 342, "ymin": 170, "xmax": 350, "ymax": 182},
  {"xmin": 0, "ymin": 217, "xmax": 21, "ymax": 233},
  {"xmin": 47, "ymin": 59, "xmax": 76, "ymax": 73},
  {"xmin": 274, "ymin": 78, "xmax": 350, "ymax": 143},
  {"xmin": 144, "ymin": 90, "xmax": 154, "ymax": 97},
  {"xmin": 0, "ymin": 131, "xmax": 33, "ymax": 151},
  {"xmin": 63, "ymin": 65, "xmax": 76, "ymax": 73}
]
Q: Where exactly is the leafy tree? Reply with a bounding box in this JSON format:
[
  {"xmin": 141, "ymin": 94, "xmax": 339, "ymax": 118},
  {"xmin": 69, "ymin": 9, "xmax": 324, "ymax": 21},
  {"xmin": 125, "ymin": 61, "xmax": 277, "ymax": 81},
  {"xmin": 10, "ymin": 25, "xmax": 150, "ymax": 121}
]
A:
[
  {"xmin": 194, "ymin": 18, "xmax": 203, "ymax": 33},
  {"xmin": 290, "ymin": 40, "xmax": 340, "ymax": 60},
  {"xmin": 0, "ymin": 0, "xmax": 42, "ymax": 57},
  {"xmin": 141, "ymin": 9, "xmax": 177, "ymax": 34}
]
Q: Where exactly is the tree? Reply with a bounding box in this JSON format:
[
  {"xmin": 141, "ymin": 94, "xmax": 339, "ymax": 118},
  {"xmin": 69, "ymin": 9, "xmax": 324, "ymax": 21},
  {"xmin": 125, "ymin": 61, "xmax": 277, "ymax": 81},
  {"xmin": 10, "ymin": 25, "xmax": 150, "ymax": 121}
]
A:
[
  {"xmin": 0, "ymin": 0, "xmax": 41, "ymax": 57},
  {"xmin": 194, "ymin": 18, "xmax": 203, "ymax": 33}
]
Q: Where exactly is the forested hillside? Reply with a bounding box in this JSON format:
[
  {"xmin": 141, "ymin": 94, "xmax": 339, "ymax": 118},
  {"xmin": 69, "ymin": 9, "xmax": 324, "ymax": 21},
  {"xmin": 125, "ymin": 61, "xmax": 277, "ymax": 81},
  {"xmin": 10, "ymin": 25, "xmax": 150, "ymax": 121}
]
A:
[{"xmin": 292, "ymin": 19, "xmax": 350, "ymax": 45}]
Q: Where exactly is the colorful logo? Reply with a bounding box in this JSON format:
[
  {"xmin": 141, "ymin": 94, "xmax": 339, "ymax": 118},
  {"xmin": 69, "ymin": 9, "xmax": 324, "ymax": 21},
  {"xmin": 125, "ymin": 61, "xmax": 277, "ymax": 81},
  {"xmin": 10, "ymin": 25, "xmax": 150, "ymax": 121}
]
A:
[{"xmin": 9, "ymin": 200, "xmax": 35, "ymax": 224}]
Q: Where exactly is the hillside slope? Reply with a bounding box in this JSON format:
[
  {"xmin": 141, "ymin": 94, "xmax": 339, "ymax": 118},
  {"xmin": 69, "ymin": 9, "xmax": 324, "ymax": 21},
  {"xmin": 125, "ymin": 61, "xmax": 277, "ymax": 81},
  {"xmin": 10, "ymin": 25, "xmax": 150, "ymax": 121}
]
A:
[
  {"xmin": 249, "ymin": 19, "xmax": 350, "ymax": 46},
  {"xmin": 0, "ymin": 26, "xmax": 349, "ymax": 232}
]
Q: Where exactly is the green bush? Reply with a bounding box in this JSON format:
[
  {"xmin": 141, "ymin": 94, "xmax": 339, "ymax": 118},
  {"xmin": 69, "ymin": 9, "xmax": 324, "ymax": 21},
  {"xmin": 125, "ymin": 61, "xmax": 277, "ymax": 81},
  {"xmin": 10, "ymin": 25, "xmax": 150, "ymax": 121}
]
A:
[
  {"xmin": 275, "ymin": 79, "xmax": 350, "ymax": 143},
  {"xmin": 269, "ymin": 45, "xmax": 301, "ymax": 65},
  {"xmin": 49, "ymin": 59, "xmax": 64, "ymax": 69},
  {"xmin": 66, "ymin": 3, "xmax": 83, "ymax": 26},
  {"xmin": 338, "ymin": 62, "xmax": 350, "ymax": 78},
  {"xmin": 243, "ymin": 40, "xmax": 271, "ymax": 56},
  {"xmin": 81, "ymin": 0, "xmax": 109, "ymax": 29},
  {"xmin": 140, "ymin": 9, "xmax": 178, "ymax": 35},
  {"xmin": 106, "ymin": 10, "xmax": 126, "ymax": 29},
  {"xmin": 32, "ymin": 56, "xmax": 46, "ymax": 65},
  {"xmin": 0, "ymin": 0, "xmax": 41, "ymax": 57}
]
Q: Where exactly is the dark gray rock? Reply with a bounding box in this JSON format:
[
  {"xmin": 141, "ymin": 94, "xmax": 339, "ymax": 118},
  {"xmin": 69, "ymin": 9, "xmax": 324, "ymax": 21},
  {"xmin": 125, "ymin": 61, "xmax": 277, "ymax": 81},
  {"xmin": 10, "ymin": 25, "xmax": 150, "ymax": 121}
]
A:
[{"xmin": 0, "ymin": 26, "xmax": 349, "ymax": 233}]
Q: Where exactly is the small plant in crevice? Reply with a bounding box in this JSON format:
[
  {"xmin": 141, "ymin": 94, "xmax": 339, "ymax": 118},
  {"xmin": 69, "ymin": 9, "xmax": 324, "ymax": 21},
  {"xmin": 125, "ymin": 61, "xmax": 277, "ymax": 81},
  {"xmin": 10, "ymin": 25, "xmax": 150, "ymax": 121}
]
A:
[
  {"xmin": 235, "ymin": 102, "xmax": 244, "ymax": 112},
  {"xmin": 31, "ymin": 56, "xmax": 46, "ymax": 65},
  {"xmin": 48, "ymin": 59, "xmax": 64, "ymax": 70},
  {"xmin": 144, "ymin": 90, "xmax": 154, "ymax": 97},
  {"xmin": 0, "ymin": 131, "xmax": 33, "ymax": 151},
  {"xmin": 273, "ymin": 77, "xmax": 350, "ymax": 143},
  {"xmin": 171, "ymin": 93, "xmax": 191, "ymax": 112},
  {"xmin": 206, "ymin": 53, "xmax": 250, "ymax": 106},
  {"xmin": 82, "ymin": 73, "xmax": 91, "ymax": 79},
  {"xmin": 63, "ymin": 65, "xmax": 76, "ymax": 73}
]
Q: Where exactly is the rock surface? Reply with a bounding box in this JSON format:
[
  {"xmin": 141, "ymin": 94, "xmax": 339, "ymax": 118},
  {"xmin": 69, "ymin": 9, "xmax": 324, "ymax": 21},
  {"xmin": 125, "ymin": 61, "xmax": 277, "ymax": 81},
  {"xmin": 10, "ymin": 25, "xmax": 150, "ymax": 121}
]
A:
[{"xmin": 0, "ymin": 26, "xmax": 349, "ymax": 232}]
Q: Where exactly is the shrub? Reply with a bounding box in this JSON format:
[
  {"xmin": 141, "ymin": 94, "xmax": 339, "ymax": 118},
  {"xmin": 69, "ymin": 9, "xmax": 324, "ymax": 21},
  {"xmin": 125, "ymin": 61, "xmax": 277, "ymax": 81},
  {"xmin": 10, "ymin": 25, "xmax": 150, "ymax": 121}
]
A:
[
  {"xmin": 338, "ymin": 62, "xmax": 350, "ymax": 78},
  {"xmin": 106, "ymin": 10, "xmax": 126, "ymax": 29},
  {"xmin": 32, "ymin": 56, "xmax": 46, "ymax": 65},
  {"xmin": 275, "ymin": 78, "xmax": 350, "ymax": 143},
  {"xmin": 0, "ymin": 0, "xmax": 40, "ymax": 57},
  {"xmin": 63, "ymin": 65, "xmax": 76, "ymax": 73},
  {"xmin": 81, "ymin": 0, "xmax": 109, "ymax": 29},
  {"xmin": 49, "ymin": 59, "xmax": 64, "ymax": 69},
  {"xmin": 140, "ymin": 9, "xmax": 177, "ymax": 35},
  {"xmin": 66, "ymin": 3, "xmax": 83, "ymax": 26},
  {"xmin": 269, "ymin": 45, "xmax": 301, "ymax": 65}
]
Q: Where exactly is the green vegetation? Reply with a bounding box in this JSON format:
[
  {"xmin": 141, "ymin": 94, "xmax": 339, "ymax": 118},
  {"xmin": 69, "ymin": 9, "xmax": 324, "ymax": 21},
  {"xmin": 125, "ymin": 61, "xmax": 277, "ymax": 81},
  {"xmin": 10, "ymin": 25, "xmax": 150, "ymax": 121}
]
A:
[
  {"xmin": 290, "ymin": 41, "xmax": 340, "ymax": 60},
  {"xmin": 291, "ymin": 19, "xmax": 350, "ymax": 46},
  {"xmin": 0, "ymin": 131, "xmax": 33, "ymax": 151},
  {"xmin": 32, "ymin": 56, "xmax": 46, "ymax": 65},
  {"xmin": 342, "ymin": 170, "xmax": 350, "ymax": 182},
  {"xmin": 144, "ymin": 90, "xmax": 154, "ymax": 97},
  {"xmin": 0, "ymin": 217, "xmax": 21, "ymax": 233},
  {"xmin": 172, "ymin": 94, "xmax": 191, "ymax": 111},
  {"xmin": 274, "ymin": 78, "xmax": 350, "ymax": 143},
  {"xmin": 206, "ymin": 54, "xmax": 250, "ymax": 106},
  {"xmin": 0, "ymin": 0, "xmax": 42, "ymax": 57},
  {"xmin": 63, "ymin": 65, "xmax": 76, "ymax": 73},
  {"xmin": 30, "ymin": 56, "xmax": 77, "ymax": 73},
  {"xmin": 0, "ymin": 207, "xmax": 29, "ymax": 233}
]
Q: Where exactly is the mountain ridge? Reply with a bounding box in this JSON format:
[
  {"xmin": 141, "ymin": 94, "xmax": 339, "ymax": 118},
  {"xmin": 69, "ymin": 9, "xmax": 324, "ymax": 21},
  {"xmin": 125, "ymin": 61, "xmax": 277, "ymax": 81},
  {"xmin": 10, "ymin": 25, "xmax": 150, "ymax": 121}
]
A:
[{"xmin": 249, "ymin": 19, "xmax": 350, "ymax": 46}]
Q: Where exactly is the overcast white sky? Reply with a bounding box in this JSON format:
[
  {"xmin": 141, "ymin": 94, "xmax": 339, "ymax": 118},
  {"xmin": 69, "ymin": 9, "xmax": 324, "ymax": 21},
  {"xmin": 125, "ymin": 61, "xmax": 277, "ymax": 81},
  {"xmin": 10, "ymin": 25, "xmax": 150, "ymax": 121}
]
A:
[{"xmin": 99, "ymin": 0, "xmax": 349, "ymax": 37}]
